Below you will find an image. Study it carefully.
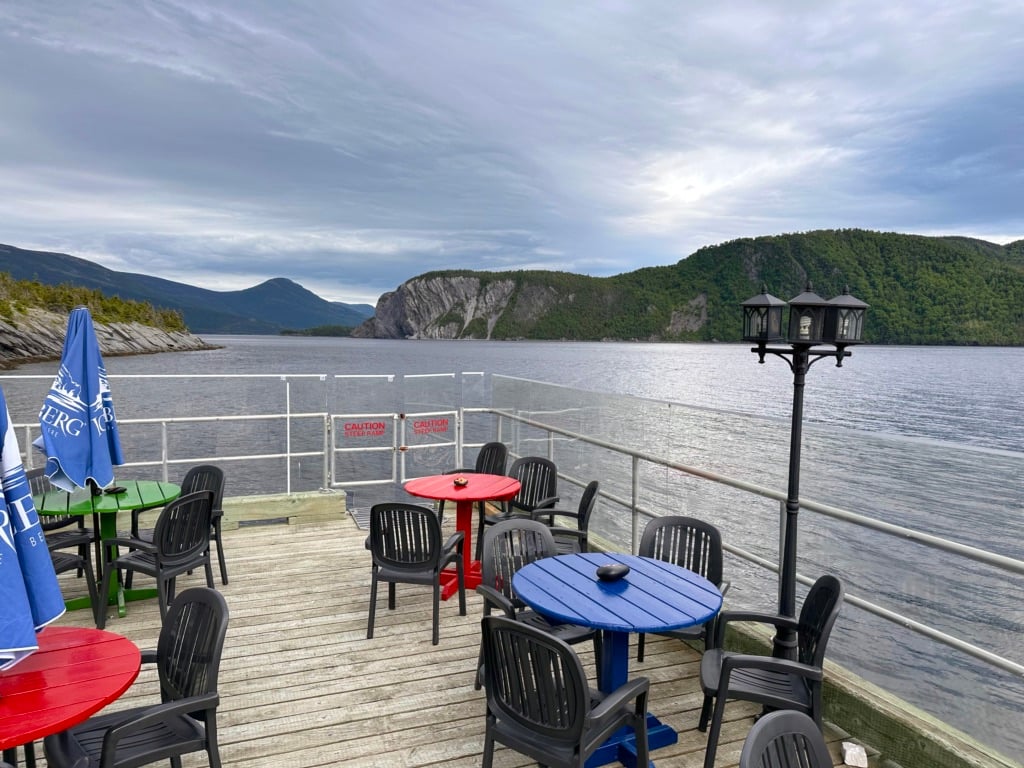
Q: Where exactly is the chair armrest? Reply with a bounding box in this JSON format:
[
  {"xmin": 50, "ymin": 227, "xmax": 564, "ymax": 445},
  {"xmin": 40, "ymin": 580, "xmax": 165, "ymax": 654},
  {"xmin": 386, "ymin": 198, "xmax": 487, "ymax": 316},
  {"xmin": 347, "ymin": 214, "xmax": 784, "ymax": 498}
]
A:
[
  {"xmin": 713, "ymin": 609, "xmax": 799, "ymax": 647},
  {"xmin": 103, "ymin": 536, "xmax": 157, "ymax": 554},
  {"xmin": 475, "ymin": 585, "xmax": 517, "ymax": 618},
  {"xmin": 140, "ymin": 649, "xmax": 158, "ymax": 665},
  {"xmin": 719, "ymin": 653, "xmax": 824, "ymax": 687},
  {"xmin": 531, "ymin": 507, "xmax": 580, "ymax": 525},
  {"xmin": 718, "ymin": 580, "xmax": 732, "ymax": 597},
  {"xmin": 128, "ymin": 507, "xmax": 155, "ymax": 536},
  {"xmin": 442, "ymin": 531, "xmax": 465, "ymax": 556},
  {"xmin": 443, "ymin": 467, "xmax": 475, "ymax": 475},
  {"xmin": 102, "ymin": 692, "xmax": 220, "ymax": 764},
  {"xmin": 548, "ymin": 527, "xmax": 587, "ymax": 547},
  {"xmin": 532, "ymin": 495, "xmax": 559, "ymax": 510},
  {"xmin": 587, "ymin": 676, "xmax": 650, "ymax": 733}
]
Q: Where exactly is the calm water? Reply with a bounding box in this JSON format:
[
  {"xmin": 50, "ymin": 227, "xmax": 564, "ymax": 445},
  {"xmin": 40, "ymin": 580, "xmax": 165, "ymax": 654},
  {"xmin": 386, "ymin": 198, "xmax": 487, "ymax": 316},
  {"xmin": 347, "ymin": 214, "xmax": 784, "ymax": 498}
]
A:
[
  {"xmin": 5, "ymin": 337, "xmax": 1024, "ymax": 760},
  {"xmin": 47, "ymin": 336, "xmax": 1024, "ymax": 453}
]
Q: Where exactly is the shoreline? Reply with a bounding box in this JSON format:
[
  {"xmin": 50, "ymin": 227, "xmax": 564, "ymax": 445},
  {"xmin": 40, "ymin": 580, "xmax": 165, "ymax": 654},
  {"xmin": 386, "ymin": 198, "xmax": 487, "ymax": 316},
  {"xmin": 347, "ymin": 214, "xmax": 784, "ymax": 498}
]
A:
[{"xmin": 0, "ymin": 307, "xmax": 216, "ymax": 370}]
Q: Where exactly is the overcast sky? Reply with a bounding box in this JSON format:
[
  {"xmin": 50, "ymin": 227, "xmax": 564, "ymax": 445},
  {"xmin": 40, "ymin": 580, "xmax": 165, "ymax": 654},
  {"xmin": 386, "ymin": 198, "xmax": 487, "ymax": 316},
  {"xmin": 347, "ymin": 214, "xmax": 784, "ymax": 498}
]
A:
[{"xmin": 1, "ymin": 2, "xmax": 1021, "ymax": 305}]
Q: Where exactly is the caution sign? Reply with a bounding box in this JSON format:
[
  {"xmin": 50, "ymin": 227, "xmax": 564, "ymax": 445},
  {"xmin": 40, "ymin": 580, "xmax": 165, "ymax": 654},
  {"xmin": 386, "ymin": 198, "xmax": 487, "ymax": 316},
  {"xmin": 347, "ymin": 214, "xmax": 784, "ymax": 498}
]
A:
[
  {"xmin": 344, "ymin": 421, "xmax": 387, "ymax": 438},
  {"xmin": 412, "ymin": 418, "xmax": 449, "ymax": 435}
]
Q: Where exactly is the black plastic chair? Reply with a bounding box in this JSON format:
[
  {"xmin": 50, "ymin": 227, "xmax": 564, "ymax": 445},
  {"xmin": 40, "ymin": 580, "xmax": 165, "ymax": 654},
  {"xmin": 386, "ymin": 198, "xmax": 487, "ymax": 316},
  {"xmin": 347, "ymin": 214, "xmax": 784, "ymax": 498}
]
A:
[
  {"xmin": 531, "ymin": 479, "xmax": 599, "ymax": 554},
  {"xmin": 98, "ymin": 490, "xmax": 216, "ymax": 627},
  {"xmin": 480, "ymin": 615, "xmax": 650, "ymax": 768},
  {"xmin": 366, "ymin": 502, "xmax": 466, "ymax": 646},
  {"xmin": 44, "ymin": 586, "xmax": 229, "ymax": 768},
  {"xmin": 51, "ymin": 549, "xmax": 100, "ymax": 627},
  {"xmin": 475, "ymin": 518, "xmax": 599, "ymax": 689},
  {"xmin": 438, "ymin": 441, "xmax": 508, "ymax": 527},
  {"xmin": 477, "ymin": 455, "xmax": 559, "ymax": 560},
  {"xmin": 636, "ymin": 515, "xmax": 730, "ymax": 662},
  {"xmin": 131, "ymin": 464, "xmax": 229, "ymax": 585},
  {"xmin": 698, "ymin": 574, "xmax": 844, "ymax": 768},
  {"xmin": 29, "ymin": 467, "xmax": 97, "ymax": 576},
  {"xmin": 738, "ymin": 709, "xmax": 833, "ymax": 768}
]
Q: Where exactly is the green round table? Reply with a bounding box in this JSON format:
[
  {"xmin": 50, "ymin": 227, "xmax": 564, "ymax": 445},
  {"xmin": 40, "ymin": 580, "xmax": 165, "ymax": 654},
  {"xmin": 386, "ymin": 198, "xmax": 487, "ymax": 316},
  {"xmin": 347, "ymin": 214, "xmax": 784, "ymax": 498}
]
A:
[{"xmin": 35, "ymin": 480, "xmax": 181, "ymax": 618}]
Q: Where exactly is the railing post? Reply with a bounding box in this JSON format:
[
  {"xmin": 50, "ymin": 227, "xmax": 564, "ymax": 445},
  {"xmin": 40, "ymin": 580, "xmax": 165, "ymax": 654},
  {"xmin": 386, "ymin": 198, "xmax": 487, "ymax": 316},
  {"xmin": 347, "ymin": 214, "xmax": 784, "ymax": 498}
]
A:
[
  {"xmin": 323, "ymin": 414, "xmax": 331, "ymax": 490},
  {"xmin": 161, "ymin": 421, "xmax": 169, "ymax": 482},
  {"xmin": 631, "ymin": 455, "xmax": 640, "ymax": 553},
  {"xmin": 22, "ymin": 426, "xmax": 34, "ymax": 469},
  {"xmin": 283, "ymin": 377, "xmax": 292, "ymax": 496},
  {"xmin": 456, "ymin": 409, "xmax": 464, "ymax": 469},
  {"xmin": 395, "ymin": 413, "xmax": 405, "ymax": 483}
]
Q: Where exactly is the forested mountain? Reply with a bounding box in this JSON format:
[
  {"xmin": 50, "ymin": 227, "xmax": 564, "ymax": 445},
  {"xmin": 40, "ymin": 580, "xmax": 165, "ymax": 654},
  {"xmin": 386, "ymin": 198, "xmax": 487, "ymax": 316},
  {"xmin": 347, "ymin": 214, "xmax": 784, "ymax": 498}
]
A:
[
  {"xmin": 355, "ymin": 230, "xmax": 1024, "ymax": 345},
  {"xmin": 0, "ymin": 244, "xmax": 374, "ymax": 334},
  {"xmin": 5, "ymin": 230, "xmax": 1023, "ymax": 344}
]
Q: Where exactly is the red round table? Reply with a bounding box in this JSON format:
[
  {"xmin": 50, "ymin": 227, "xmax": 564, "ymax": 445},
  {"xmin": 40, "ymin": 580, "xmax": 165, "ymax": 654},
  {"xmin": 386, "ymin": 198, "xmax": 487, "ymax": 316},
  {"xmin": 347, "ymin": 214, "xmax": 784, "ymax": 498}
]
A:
[
  {"xmin": 404, "ymin": 472, "xmax": 521, "ymax": 599},
  {"xmin": 0, "ymin": 626, "xmax": 141, "ymax": 755}
]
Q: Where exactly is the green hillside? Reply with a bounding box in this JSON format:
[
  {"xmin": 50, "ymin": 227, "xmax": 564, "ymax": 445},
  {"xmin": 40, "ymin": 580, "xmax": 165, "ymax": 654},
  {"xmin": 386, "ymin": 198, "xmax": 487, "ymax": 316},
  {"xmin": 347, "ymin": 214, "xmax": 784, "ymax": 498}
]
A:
[
  {"xmin": 0, "ymin": 272, "xmax": 186, "ymax": 331},
  {"xmin": 414, "ymin": 230, "xmax": 1024, "ymax": 345}
]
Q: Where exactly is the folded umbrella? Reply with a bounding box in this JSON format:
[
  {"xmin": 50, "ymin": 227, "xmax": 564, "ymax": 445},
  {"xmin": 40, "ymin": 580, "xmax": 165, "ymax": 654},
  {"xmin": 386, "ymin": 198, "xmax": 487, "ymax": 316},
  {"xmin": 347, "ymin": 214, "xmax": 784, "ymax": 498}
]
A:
[
  {"xmin": 0, "ymin": 386, "xmax": 65, "ymax": 670},
  {"xmin": 36, "ymin": 307, "xmax": 124, "ymax": 492}
]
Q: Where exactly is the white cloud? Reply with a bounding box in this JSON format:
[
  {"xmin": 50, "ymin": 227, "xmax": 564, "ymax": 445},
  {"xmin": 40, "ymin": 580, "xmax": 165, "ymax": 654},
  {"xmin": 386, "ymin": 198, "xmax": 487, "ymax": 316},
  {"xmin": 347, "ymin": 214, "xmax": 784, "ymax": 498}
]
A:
[{"xmin": 0, "ymin": 0, "xmax": 1021, "ymax": 304}]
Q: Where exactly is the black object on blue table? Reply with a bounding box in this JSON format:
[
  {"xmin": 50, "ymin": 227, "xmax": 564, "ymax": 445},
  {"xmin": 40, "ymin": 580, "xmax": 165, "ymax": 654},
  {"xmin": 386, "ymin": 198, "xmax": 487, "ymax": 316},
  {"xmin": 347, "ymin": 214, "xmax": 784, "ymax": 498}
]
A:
[{"xmin": 596, "ymin": 563, "xmax": 629, "ymax": 581}]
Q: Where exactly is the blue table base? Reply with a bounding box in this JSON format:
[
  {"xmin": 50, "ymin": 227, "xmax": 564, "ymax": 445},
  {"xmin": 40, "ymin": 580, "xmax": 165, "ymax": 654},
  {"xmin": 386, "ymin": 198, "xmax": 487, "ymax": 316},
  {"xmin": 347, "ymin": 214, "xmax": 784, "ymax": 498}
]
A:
[
  {"xmin": 586, "ymin": 714, "xmax": 675, "ymax": 768},
  {"xmin": 589, "ymin": 632, "xmax": 676, "ymax": 767}
]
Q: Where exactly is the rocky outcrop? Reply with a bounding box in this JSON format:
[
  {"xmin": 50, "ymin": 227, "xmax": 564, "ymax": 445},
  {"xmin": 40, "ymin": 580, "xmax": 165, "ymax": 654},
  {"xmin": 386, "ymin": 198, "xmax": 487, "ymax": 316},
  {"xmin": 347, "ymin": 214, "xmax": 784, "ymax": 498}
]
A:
[
  {"xmin": 353, "ymin": 275, "xmax": 523, "ymax": 339},
  {"xmin": 0, "ymin": 307, "xmax": 214, "ymax": 368}
]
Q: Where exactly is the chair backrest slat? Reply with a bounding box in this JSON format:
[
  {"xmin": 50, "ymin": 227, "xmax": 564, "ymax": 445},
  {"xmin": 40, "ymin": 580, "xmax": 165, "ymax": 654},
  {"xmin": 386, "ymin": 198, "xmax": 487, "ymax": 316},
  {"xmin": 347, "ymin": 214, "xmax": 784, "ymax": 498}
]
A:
[
  {"xmin": 508, "ymin": 457, "xmax": 558, "ymax": 513},
  {"xmin": 639, "ymin": 515, "xmax": 724, "ymax": 587},
  {"xmin": 475, "ymin": 442, "xmax": 508, "ymax": 475},
  {"xmin": 482, "ymin": 615, "xmax": 589, "ymax": 744},
  {"xmin": 480, "ymin": 519, "xmax": 556, "ymax": 604},
  {"xmin": 154, "ymin": 490, "xmax": 214, "ymax": 567},
  {"xmin": 738, "ymin": 709, "xmax": 832, "ymax": 768},
  {"xmin": 181, "ymin": 464, "xmax": 226, "ymax": 510},
  {"xmin": 798, "ymin": 574, "xmax": 843, "ymax": 667},
  {"xmin": 158, "ymin": 587, "xmax": 229, "ymax": 704},
  {"xmin": 369, "ymin": 503, "xmax": 443, "ymax": 570}
]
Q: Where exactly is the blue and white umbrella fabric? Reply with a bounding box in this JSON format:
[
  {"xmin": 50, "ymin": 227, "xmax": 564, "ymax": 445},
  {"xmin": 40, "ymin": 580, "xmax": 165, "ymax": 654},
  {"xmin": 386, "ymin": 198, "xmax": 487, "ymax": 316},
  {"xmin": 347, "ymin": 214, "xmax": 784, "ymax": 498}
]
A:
[
  {"xmin": 36, "ymin": 307, "xmax": 124, "ymax": 492},
  {"xmin": 0, "ymin": 386, "xmax": 65, "ymax": 670}
]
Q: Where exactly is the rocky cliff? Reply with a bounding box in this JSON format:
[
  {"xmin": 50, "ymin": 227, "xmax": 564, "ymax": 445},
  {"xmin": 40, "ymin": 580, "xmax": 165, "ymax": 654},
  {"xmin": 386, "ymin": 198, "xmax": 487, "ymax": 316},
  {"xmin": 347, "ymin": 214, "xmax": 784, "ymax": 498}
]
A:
[
  {"xmin": 0, "ymin": 307, "xmax": 214, "ymax": 368},
  {"xmin": 350, "ymin": 272, "xmax": 702, "ymax": 341},
  {"xmin": 353, "ymin": 275, "xmax": 543, "ymax": 339}
]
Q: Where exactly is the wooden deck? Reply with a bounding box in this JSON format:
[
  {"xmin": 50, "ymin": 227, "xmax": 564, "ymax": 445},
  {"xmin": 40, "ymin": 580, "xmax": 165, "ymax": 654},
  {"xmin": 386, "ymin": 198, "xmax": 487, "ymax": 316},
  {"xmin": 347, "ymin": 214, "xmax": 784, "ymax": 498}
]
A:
[{"xmin": 40, "ymin": 512, "xmax": 858, "ymax": 768}]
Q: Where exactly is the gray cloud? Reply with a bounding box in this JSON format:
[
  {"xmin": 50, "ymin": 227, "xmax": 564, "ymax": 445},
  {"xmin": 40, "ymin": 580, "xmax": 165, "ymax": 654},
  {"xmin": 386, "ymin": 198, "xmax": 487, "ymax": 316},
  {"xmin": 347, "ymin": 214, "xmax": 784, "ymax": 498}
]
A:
[{"xmin": 1, "ymin": 1, "xmax": 1021, "ymax": 304}]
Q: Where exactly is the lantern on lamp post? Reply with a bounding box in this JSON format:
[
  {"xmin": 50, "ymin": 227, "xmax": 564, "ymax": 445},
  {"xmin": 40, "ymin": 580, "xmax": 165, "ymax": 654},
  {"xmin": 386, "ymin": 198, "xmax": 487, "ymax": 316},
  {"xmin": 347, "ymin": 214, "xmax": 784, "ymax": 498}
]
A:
[{"xmin": 741, "ymin": 282, "xmax": 868, "ymax": 659}]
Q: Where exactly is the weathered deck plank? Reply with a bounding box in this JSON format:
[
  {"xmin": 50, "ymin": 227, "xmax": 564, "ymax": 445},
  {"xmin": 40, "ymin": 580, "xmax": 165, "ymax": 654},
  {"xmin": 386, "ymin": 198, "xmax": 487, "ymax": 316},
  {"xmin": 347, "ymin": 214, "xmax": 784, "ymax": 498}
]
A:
[{"xmin": 37, "ymin": 512, "xmax": 852, "ymax": 768}]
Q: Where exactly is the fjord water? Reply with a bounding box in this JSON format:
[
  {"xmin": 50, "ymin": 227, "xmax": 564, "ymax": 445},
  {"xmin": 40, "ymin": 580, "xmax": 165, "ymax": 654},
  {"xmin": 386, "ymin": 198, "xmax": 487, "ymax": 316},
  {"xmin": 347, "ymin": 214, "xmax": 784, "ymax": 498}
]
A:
[{"xmin": 6, "ymin": 336, "xmax": 1023, "ymax": 760}]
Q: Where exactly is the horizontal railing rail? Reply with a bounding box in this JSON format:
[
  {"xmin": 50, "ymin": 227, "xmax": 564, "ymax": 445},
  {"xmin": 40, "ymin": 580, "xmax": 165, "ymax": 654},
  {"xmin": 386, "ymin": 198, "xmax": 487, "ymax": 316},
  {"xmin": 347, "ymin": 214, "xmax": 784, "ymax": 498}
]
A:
[{"xmin": 477, "ymin": 405, "xmax": 1024, "ymax": 680}]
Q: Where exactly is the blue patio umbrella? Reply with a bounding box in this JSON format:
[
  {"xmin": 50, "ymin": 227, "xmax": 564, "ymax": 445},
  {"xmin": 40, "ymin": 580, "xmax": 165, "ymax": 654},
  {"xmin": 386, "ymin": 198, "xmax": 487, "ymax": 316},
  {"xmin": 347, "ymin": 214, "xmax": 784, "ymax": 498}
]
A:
[
  {"xmin": 0, "ymin": 387, "xmax": 65, "ymax": 670},
  {"xmin": 36, "ymin": 307, "xmax": 124, "ymax": 493}
]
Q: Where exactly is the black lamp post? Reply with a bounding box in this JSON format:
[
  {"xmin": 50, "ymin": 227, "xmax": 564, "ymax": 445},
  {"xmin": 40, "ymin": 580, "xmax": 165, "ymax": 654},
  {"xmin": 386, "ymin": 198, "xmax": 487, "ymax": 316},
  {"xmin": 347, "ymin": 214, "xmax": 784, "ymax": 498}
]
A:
[{"xmin": 741, "ymin": 282, "xmax": 868, "ymax": 659}]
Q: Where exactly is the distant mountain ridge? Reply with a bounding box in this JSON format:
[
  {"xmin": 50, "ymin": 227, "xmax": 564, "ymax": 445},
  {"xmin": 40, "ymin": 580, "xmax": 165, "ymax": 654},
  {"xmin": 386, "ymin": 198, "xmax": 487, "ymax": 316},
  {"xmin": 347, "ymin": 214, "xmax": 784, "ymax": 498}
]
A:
[
  {"xmin": 0, "ymin": 244, "xmax": 375, "ymax": 334},
  {"xmin": 353, "ymin": 229, "xmax": 1024, "ymax": 345}
]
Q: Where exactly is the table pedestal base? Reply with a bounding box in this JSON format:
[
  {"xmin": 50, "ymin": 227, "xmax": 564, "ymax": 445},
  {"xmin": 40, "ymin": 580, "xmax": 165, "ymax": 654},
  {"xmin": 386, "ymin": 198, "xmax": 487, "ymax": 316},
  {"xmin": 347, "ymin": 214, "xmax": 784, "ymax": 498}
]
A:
[
  {"xmin": 585, "ymin": 713, "xmax": 676, "ymax": 768},
  {"xmin": 439, "ymin": 560, "xmax": 481, "ymax": 600}
]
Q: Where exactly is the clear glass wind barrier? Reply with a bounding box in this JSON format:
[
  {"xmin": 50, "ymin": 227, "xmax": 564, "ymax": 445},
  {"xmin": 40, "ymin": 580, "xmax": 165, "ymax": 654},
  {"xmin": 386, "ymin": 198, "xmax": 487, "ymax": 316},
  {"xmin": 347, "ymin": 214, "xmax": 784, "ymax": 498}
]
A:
[
  {"xmin": 3, "ymin": 372, "xmax": 488, "ymax": 498},
  {"xmin": 491, "ymin": 374, "xmax": 1024, "ymax": 762}
]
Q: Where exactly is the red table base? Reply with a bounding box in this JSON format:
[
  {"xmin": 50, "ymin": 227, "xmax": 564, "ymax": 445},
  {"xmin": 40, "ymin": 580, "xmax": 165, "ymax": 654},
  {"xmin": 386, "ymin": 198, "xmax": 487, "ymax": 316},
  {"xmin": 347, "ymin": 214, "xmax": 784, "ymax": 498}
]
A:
[{"xmin": 440, "ymin": 560, "xmax": 481, "ymax": 600}]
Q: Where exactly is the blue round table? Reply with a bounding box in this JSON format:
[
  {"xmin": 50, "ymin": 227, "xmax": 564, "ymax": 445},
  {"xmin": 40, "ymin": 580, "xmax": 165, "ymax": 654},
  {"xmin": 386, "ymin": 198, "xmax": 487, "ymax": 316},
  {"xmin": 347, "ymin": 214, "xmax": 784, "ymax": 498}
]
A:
[{"xmin": 513, "ymin": 552, "xmax": 723, "ymax": 767}]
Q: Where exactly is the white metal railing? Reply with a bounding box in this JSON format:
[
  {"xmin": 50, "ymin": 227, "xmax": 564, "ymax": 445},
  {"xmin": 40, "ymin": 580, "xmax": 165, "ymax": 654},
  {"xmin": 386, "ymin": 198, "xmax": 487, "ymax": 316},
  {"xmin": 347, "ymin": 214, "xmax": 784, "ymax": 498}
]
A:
[
  {"xmin": 480, "ymin": 406, "xmax": 1024, "ymax": 680},
  {"xmin": 18, "ymin": 412, "xmax": 330, "ymax": 495},
  {"xmin": 5, "ymin": 372, "xmax": 1022, "ymax": 686}
]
